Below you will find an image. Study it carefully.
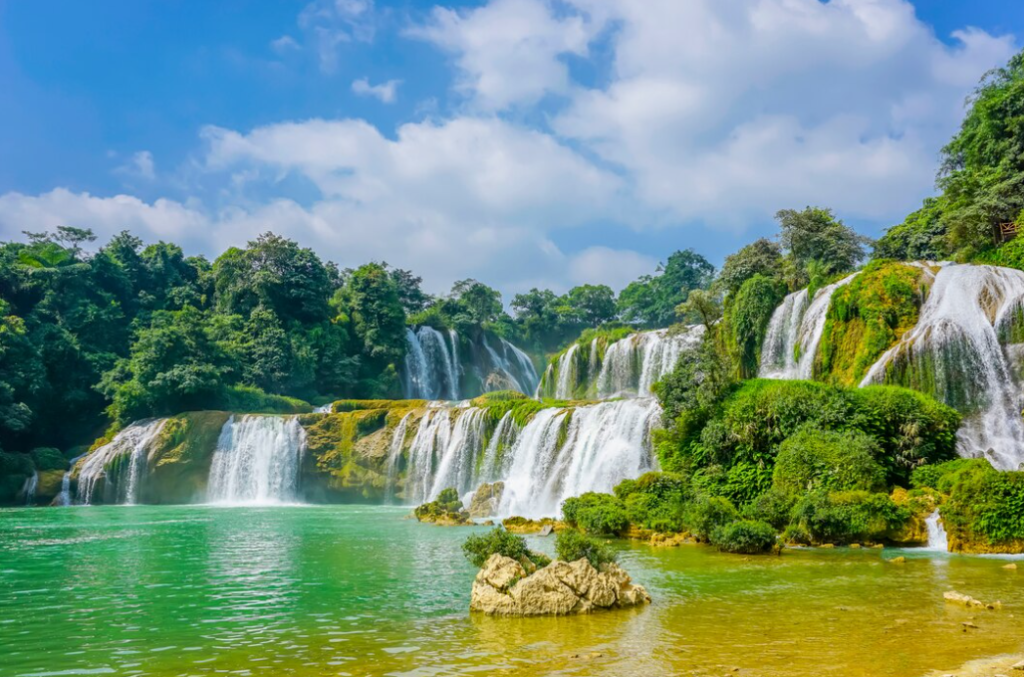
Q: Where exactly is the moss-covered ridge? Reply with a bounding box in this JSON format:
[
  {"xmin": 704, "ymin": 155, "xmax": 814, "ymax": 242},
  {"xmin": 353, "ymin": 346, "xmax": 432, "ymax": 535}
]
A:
[
  {"xmin": 815, "ymin": 260, "xmax": 934, "ymax": 385},
  {"xmin": 536, "ymin": 326, "xmax": 636, "ymax": 399}
]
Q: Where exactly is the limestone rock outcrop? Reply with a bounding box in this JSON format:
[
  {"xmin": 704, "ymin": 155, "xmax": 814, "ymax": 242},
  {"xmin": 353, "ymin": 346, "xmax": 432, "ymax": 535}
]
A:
[
  {"xmin": 468, "ymin": 482, "xmax": 504, "ymax": 518},
  {"xmin": 469, "ymin": 554, "xmax": 651, "ymax": 616}
]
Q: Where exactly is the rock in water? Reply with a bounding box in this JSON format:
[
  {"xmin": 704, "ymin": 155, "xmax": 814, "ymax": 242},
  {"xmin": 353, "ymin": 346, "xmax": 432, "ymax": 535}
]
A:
[
  {"xmin": 468, "ymin": 482, "xmax": 504, "ymax": 518},
  {"xmin": 944, "ymin": 590, "xmax": 1002, "ymax": 610},
  {"xmin": 470, "ymin": 554, "xmax": 651, "ymax": 616}
]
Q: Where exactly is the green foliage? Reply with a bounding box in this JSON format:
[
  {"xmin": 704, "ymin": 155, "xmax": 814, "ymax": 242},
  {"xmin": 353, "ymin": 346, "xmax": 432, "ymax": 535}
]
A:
[
  {"xmin": 554, "ymin": 529, "xmax": 617, "ymax": 567},
  {"xmin": 717, "ymin": 238, "xmax": 784, "ymax": 297},
  {"xmin": 0, "ymin": 450, "xmax": 34, "ymax": 502},
  {"xmin": 614, "ymin": 471, "xmax": 692, "ymax": 532},
  {"xmin": 29, "ymin": 447, "xmax": 66, "ymax": 471},
  {"xmin": 561, "ymin": 492, "xmax": 630, "ymax": 536},
  {"xmin": 789, "ymin": 490, "xmax": 910, "ymax": 545},
  {"xmin": 941, "ymin": 464, "xmax": 1024, "ymax": 547},
  {"xmin": 462, "ymin": 528, "xmax": 547, "ymax": 569},
  {"xmin": 618, "ymin": 249, "xmax": 715, "ymax": 327},
  {"xmin": 773, "ymin": 428, "xmax": 886, "ymax": 495},
  {"xmin": 910, "ymin": 458, "xmax": 988, "ymax": 492},
  {"xmin": 816, "ymin": 261, "xmax": 924, "ymax": 385},
  {"xmin": 743, "ymin": 487, "xmax": 797, "ymax": 531},
  {"xmin": 711, "ymin": 519, "xmax": 777, "ymax": 554},
  {"xmin": 682, "ymin": 495, "xmax": 739, "ymax": 542},
  {"xmin": 873, "ymin": 199, "xmax": 948, "ymax": 260},
  {"xmin": 777, "ymin": 207, "xmax": 868, "ymax": 288},
  {"xmin": 726, "ymin": 274, "xmax": 787, "ymax": 378},
  {"xmin": 415, "ymin": 487, "xmax": 466, "ymax": 522}
]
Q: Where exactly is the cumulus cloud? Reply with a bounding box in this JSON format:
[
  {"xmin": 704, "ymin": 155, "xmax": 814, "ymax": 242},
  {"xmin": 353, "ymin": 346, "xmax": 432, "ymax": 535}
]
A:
[
  {"xmin": 114, "ymin": 151, "xmax": 156, "ymax": 181},
  {"xmin": 351, "ymin": 77, "xmax": 401, "ymax": 103},
  {"xmin": 0, "ymin": 0, "xmax": 1018, "ymax": 298},
  {"xmin": 407, "ymin": 0, "xmax": 596, "ymax": 110}
]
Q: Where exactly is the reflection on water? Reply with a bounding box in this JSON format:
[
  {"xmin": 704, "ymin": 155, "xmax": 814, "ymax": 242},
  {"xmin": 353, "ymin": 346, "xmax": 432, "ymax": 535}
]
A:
[{"xmin": 1, "ymin": 504, "xmax": 1022, "ymax": 677}]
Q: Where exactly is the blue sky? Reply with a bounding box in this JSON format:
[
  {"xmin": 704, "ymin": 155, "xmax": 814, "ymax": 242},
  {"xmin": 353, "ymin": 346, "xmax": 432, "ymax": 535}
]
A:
[{"xmin": 1, "ymin": 0, "xmax": 1021, "ymax": 297}]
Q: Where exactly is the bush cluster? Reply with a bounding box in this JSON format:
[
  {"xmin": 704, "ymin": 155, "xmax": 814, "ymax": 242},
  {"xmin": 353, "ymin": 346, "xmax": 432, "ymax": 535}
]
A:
[
  {"xmin": 554, "ymin": 529, "xmax": 617, "ymax": 568},
  {"xmin": 711, "ymin": 520, "xmax": 778, "ymax": 554},
  {"xmin": 461, "ymin": 528, "xmax": 550, "ymax": 569}
]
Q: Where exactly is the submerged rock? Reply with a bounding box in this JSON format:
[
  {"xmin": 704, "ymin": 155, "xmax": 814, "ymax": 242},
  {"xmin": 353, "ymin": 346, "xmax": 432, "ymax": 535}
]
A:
[
  {"xmin": 468, "ymin": 482, "xmax": 504, "ymax": 518},
  {"xmin": 470, "ymin": 553, "xmax": 651, "ymax": 616},
  {"xmin": 943, "ymin": 590, "xmax": 1002, "ymax": 610}
]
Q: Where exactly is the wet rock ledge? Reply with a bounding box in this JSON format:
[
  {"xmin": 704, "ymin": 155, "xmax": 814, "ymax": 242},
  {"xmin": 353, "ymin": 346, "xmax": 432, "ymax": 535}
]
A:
[{"xmin": 470, "ymin": 553, "xmax": 651, "ymax": 616}]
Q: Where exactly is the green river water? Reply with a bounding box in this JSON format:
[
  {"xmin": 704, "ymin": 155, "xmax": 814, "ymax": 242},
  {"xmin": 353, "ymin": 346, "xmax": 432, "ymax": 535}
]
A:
[{"xmin": 1, "ymin": 505, "xmax": 1022, "ymax": 677}]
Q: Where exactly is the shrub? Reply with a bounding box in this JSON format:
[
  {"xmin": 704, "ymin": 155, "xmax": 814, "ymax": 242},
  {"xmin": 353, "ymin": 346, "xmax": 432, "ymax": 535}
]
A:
[
  {"xmin": 773, "ymin": 427, "xmax": 886, "ymax": 495},
  {"xmin": 910, "ymin": 458, "xmax": 991, "ymax": 493},
  {"xmin": 743, "ymin": 487, "xmax": 797, "ymax": 530},
  {"xmin": 727, "ymin": 274, "xmax": 787, "ymax": 378},
  {"xmin": 555, "ymin": 529, "xmax": 617, "ymax": 568},
  {"xmin": 561, "ymin": 492, "xmax": 629, "ymax": 536},
  {"xmin": 614, "ymin": 472, "xmax": 691, "ymax": 532},
  {"xmin": 711, "ymin": 519, "xmax": 778, "ymax": 554},
  {"xmin": 462, "ymin": 528, "xmax": 547, "ymax": 568},
  {"xmin": 682, "ymin": 495, "xmax": 739, "ymax": 542},
  {"xmin": 790, "ymin": 490, "xmax": 910, "ymax": 545},
  {"xmin": 415, "ymin": 487, "xmax": 467, "ymax": 522},
  {"xmin": 849, "ymin": 387, "xmax": 960, "ymax": 486},
  {"xmin": 30, "ymin": 447, "xmax": 67, "ymax": 471},
  {"xmin": 940, "ymin": 465, "xmax": 1024, "ymax": 548}
]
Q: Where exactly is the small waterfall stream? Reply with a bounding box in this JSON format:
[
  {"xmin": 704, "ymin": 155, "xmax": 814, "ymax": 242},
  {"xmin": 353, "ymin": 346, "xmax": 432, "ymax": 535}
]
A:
[
  {"xmin": 22, "ymin": 473, "xmax": 38, "ymax": 506},
  {"xmin": 57, "ymin": 453, "xmax": 87, "ymax": 506},
  {"xmin": 76, "ymin": 420, "xmax": 167, "ymax": 505},
  {"xmin": 207, "ymin": 415, "xmax": 306, "ymax": 505},
  {"xmin": 925, "ymin": 511, "xmax": 949, "ymax": 552},
  {"xmin": 759, "ymin": 274, "xmax": 857, "ymax": 380}
]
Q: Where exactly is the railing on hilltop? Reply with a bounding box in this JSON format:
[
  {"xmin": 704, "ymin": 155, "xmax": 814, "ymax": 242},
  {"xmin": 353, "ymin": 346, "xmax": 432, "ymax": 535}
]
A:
[{"xmin": 999, "ymin": 222, "xmax": 1018, "ymax": 243}]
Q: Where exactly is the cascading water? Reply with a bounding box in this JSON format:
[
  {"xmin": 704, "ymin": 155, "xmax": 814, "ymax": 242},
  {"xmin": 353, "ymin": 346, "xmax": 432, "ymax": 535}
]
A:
[
  {"xmin": 759, "ymin": 274, "xmax": 857, "ymax": 380},
  {"xmin": 76, "ymin": 419, "xmax": 166, "ymax": 505},
  {"xmin": 925, "ymin": 510, "xmax": 949, "ymax": 552},
  {"xmin": 481, "ymin": 336, "xmax": 540, "ymax": 395},
  {"xmin": 404, "ymin": 326, "xmax": 460, "ymax": 400},
  {"xmin": 553, "ymin": 344, "xmax": 580, "ymax": 399},
  {"xmin": 596, "ymin": 327, "xmax": 704, "ymax": 397},
  {"xmin": 498, "ymin": 399, "xmax": 661, "ymax": 518},
  {"xmin": 384, "ymin": 413, "xmax": 412, "ymax": 502},
  {"xmin": 22, "ymin": 473, "xmax": 38, "ymax": 506},
  {"xmin": 861, "ymin": 264, "xmax": 1024, "ymax": 470},
  {"xmin": 57, "ymin": 453, "xmax": 87, "ymax": 507},
  {"xmin": 207, "ymin": 415, "xmax": 306, "ymax": 505},
  {"xmin": 387, "ymin": 397, "xmax": 661, "ymax": 518}
]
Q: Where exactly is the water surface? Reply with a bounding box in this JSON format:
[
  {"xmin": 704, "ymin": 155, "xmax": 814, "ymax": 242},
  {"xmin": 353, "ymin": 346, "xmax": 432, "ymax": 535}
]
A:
[{"xmin": 1, "ymin": 505, "xmax": 1022, "ymax": 676}]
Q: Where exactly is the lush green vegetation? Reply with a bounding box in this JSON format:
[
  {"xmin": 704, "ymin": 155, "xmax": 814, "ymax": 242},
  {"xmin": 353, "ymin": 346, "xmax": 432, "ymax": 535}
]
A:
[
  {"xmin": 554, "ymin": 529, "xmax": 617, "ymax": 567},
  {"xmin": 710, "ymin": 519, "xmax": 777, "ymax": 554},
  {"xmin": 815, "ymin": 260, "xmax": 925, "ymax": 385},
  {"xmin": 414, "ymin": 487, "xmax": 467, "ymax": 523},
  {"xmin": 875, "ymin": 50, "xmax": 1024, "ymax": 264},
  {"xmin": 462, "ymin": 528, "xmax": 550, "ymax": 569}
]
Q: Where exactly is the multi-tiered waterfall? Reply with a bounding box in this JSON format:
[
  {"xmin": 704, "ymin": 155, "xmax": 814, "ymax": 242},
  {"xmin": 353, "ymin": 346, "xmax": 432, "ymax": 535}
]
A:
[
  {"xmin": 403, "ymin": 327, "xmax": 539, "ymax": 399},
  {"xmin": 861, "ymin": 264, "xmax": 1024, "ymax": 470},
  {"xmin": 386, "ymin": 398, "xmax": 661, "ymax": 518},
  {"xmin": 758, "ymin": 263, "xmax": 1024, "ymax": 471},
  {"xmin": 541, "ymin": 327, "xmax": 704, "ymax": 399},
  {"xmin": 207, "ymin": 415, "xmax": 307, "ymax": 504},
  {"xmin": 759, "ymin": 274, "xmax": 857, "ymax": 380}
]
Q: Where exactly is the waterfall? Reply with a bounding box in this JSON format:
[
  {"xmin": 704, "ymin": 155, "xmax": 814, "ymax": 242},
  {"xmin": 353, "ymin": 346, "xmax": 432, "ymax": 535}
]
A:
[
  {"xmin": 925, "ymin": 510, "xmax": 949, "ymax": 552},
  {"xmin": 22, "ymin": 472, "xmax": 38, "ymax": 506},
  {"xmin": 498, "ymin": 399, "xmax": 661, "ymax": 518},
  {"xmin": 404, "ymin": 407, "xmax": 453, "ymax": 504},
  {"xmin": 554, "ymin": 344, "xmax": 580, "ymax": 399},
  {"xmin": 861, "ymin": 264, "xmax": 1024, "ymax": 470},
  {"xmin": 427, "ymin": 408, "xmax": 488, "ymax": 499},
  {"xmin": 207, "ymin": 415, "xmax": 306, "ymax": 505},
  {"xmin": 759, "ymin": 274, "xmax": 857, "ymax": 380},
  {"xmin": 478, "ymin": 411, "xmax": 517, "ymax": 482},
  {"xmin": 76, "ymin": 420, "xmax": 166, "ymax": 505},
  {"xmin": 481, "ymin": 336, "xmax": 540, "ymax": 395},
  {"xmin": 57, "ymin": 453, "xmax": 87, "ymax": 506},
  {"xmin": 404, "ymin": 326, "xmax": 460, "ymax": 400},
  {"xmin": 596, "ymin": 327, "xmax": 704, "ymax": 397},
  {"xmin": 384, "ymin": 413, "xmax": 412, "ymax": 502}
]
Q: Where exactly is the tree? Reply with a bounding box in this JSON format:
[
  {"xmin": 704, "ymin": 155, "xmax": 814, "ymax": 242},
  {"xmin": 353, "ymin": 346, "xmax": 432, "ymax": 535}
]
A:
[
  {"xmin": 716, "ymin": 238, "xmax": 783, "ymax": 296},
  {"xmin": 777, "ymin": 207, "xmax": 868, "ymax": 287},
  {"xmin": 618, "ymin": 249, "xmax": 715, "ymax": 327},
  {"xmin": 440, "ymin": 279, "xmax": 504, "ymax": 331},
  {"xmin": 566, "ymin": 284, "xmax": 617, "ymax": 327},
  {"xmin": 341, "ymin": 262, "xmax": 407, "ymax": 367},
  {"xmin": 389, "ymin": 267, "xmax": 431, "ymax": 314}
]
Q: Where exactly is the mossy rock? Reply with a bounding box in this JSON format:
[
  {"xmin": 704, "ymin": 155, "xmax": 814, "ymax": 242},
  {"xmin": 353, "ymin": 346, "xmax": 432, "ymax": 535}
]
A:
[
  {"xmin": 34, "ymin": 470, "xmax": 66, "ymax": 504},
  {"xmin": 815, "ymin": 260, "xmax": 928, "ymax": 385},
  {"xmin": 144, "ymin": 411, "xmax": 231, "ymax": 504},
  {"xmin": 331, "ymin": 399, "xmax": 427, "ymax": 413}
]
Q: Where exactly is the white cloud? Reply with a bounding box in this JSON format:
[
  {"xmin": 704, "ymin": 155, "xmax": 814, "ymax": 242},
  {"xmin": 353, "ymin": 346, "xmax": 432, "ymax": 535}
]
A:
[
  {"xmin": 115, "ymin": 151, "xmax": 156, "ymax": 181},
  {"xmin": 408, "ymin": 0, "xmax": 596, "ymax": 110},
  {"xmin": 294, "ymin": 0, "xmax": 376, "ymax": 73},
  {"xmin": 351, "ymin": 77, "xmax": 401, "ymax": 103},
  {"xmin": 567, "ymin": 246, "xmax": 658, "ymax": 290},
  {"xmin": 270, "ymin": 35, "xmax": 300, "ymax": 54}
]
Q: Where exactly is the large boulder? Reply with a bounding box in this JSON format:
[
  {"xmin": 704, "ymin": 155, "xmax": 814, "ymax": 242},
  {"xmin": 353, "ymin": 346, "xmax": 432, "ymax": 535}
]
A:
[
  {"xmin": 470, "ymin": 554, "xmax": 651, "ymax": 617},
  {"xmin": 468, "ymin": 482, "xmax": 504, "ymax": 518}
]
